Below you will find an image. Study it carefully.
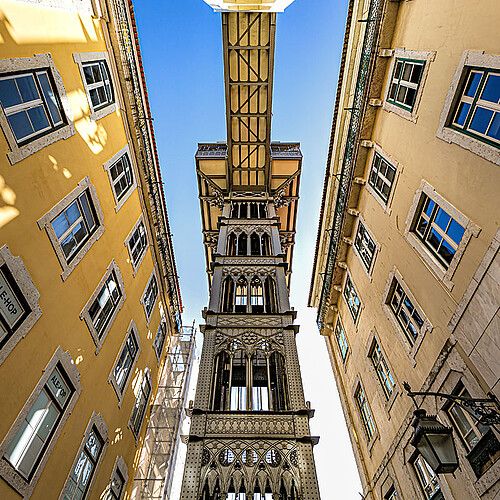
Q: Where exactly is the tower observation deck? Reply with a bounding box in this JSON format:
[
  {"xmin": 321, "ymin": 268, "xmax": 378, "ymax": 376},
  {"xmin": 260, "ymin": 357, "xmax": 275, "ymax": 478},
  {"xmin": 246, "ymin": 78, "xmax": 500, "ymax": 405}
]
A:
[{"xmin": 179, "ymin": 5, "xmax": 321, "ymax": 499}]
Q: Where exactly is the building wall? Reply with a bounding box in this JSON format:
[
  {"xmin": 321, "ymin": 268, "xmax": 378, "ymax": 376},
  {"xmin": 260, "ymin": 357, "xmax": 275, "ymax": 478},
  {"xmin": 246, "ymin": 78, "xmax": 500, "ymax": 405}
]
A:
[
  {"xmin": 310, "ymin": 0, "xmax": 500, "ymax": 498},
  {"xmin": 0, "ymin": 1, "xmax": 181, "ymax": 499}
]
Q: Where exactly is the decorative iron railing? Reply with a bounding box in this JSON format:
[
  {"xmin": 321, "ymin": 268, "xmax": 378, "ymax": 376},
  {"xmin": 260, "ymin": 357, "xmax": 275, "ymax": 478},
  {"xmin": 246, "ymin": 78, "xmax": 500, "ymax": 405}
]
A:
[
  {"xmin": 316, "ymin": 0, "xmax": 383, "ymax": 330},
  {"xmin": 195, "ymin": 142, "xmax": 302, "ymax": 159}
]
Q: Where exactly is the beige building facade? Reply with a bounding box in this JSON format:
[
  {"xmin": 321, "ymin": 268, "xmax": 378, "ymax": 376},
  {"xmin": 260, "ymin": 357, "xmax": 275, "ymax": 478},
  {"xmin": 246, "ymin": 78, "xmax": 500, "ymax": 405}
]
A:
[
  {"xmin": 309, "ymin": 0, "xmax": 500, "ymax": 499},
  {"xmin": 0, "ymin": 1, "xmax": 193, "ymax": 499}
]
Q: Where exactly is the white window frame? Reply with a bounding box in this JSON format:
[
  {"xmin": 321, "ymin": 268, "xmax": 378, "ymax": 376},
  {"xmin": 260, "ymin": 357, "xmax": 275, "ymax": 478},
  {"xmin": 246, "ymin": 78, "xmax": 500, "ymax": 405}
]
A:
[
  {"xmin": 437, "ymin": 50, "xmax": 500, "ymax": 165},
  {"xmin": 106, "ymin": 456, "xmax": 128, "ymax": 500},
  {"xmin": 364, "ymin": 143, "xmax": 403, "ymax": 215},
  {"xmin": 0, "ymin": 348, "xmax": 82, "ymax": 498},
  {"xmin": 37, "ymin": 177, "xmax": 105, "ymax": 281},
  {"xmin": 141, "ymin": 270, "xmax": 159, "ymax": 326},
  {"xmin": 342, "ymin": 269, "xmax": 363, "ymax": 326},
  {"xmin": 103, "ymin": 146, "xmax": 137, "ymax": 212},
  {"xmin": 125, "ymin": 215, "xmax": 149, "ymax": 277},
  {"xmin": 58, "ymin": 412, "xmax": 108, "ymax": 500},
  {"xmin": 80, "ymin": 260, "xmax": 126, "ymax": 354},
  {"xmin": 109, "ymin": 321, "xmax": 141, "ymax": 406},
  {"xmin": 383, "ymin": 48, "xmax": 436, "ymax": 123},
  {"xmin": 0, "ymin": 245, "xmax": 42, "ymax": 366},
  {"xmin": 352, "ymin": 215, "xmax": 380, "ymax": 279},
  {"xmin": 382, "ymin": 267, "xmax": 433, "ymax": 363},
  {"xmin": 129, "ymin": 368, "xmax": 152, "ymax": 441},
  {"xmin": 0, "ymin": 54, "xmax": 75, "ymax": 165},
  {"xmin": 352, "ymin": 376, "xmax": 378, "ymax": 451},
  {"xmin": 404, "ymin": 180, "xmax": 480, "ymax": 290},
  {"xmin": 73, "ymin": 52, "xmax": 117, "ymax": 121}
]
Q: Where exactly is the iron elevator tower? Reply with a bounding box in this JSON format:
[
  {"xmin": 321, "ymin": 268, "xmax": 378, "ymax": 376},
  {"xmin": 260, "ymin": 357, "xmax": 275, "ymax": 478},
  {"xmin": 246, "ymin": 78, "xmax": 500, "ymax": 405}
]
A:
[{"xmin": 179, "ymin": 10, "xmax": 321, "ymax": 500}]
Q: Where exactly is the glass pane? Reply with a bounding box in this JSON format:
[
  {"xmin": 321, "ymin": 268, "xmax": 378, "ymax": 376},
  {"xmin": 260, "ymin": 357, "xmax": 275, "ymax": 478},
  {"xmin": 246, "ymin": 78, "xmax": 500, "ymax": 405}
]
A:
[
  {"xmin": 8, "ymin": 110, "xmax": 34, "ymax": 141},
  {"xmin": 37, "ymin": 72, "xmax": 62, "ymax": 125},
  {"xmin": 73, "ymin": 221, "xmax": 88, "ymax": 245},
  {"xmin": 61, "ymin": 233, "xmax": 77, "ymax": 258},
  {"xmin": 79, "ymin": 192, "xmax": 95, "ymax": 231},
  {"xmin": 427, "ymin": 228, "xmax": 442, "ymax": 250},
  {"xmin": 465, "ymin": 71, "xmax": 482, "ymax": 97},
  {"xmin": 455, "ymin": 102, "xmax": 470, "ymax": 126},
  {"xmin": 66, "ymin": 201, "xmax": 81, "ymax": 226},
  {"xmin": 439, "ymin": 239, "xmax": 455, "ymax": 264},
  {"xmin": 424, "ymin": 198, "xmax": 435, "ymax": 217},
  {"xmin": 17, "ymin": 74, "xmax": 39, "ymax": 102},
  {"xmin": 86, "ymin": 430, "xmax": 101, "ymax": 459},
  {"xmin": 481, "ymin": 73, "xmax": 500, "ymax": 103},
  {"xmin": 487, "ymin": 112, "xmax": 500, "ymax": 141},
  {"xmin": 89, "ymin": 88, "xmax": 99, "ymax": 107},
  {"xmin": 27, "ymin": 105, "xmax": 50, "ymax": 132},
  {"xmin": 447, "ymin": 219, "xmax": 465, "ymax": 245},
  {"xmin": 402, "ymin": 63, "xmax": 412, "ymax": 82},
  {"xmin": 470, "ymin": 107, "xmax": 494, "ymax": 134},
  {"xmin": 410, "ymin": 64, "xmax": 423, "ymax": 84},
  {"xmin": 0, "ymin": 77, "xmax": 22, "ymax": 108},
  {"xmin": 83, "ymin": 65, "xmax": 94, "ymax": 84},
  {"xmin": 434, "ymin": 208, "xmax": 451, "ymax": 232},
  {"xmin": 47, "ymin": 367, "xmax": 70, "ymax": 407}
]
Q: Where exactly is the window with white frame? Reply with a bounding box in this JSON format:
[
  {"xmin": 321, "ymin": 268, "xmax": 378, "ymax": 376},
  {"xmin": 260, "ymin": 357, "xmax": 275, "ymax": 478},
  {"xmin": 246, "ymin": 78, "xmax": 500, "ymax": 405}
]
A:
[
  {"xmin": 80, "ymin": 261, "xmax": 125, "ymax": 353},
  {"xmin": 0, "ymin": 348, "xmax": 81, "ymax": 498},
  {"xmin": 130, "ymin": 370, "xmax": 152, "ymax": 438},
  {"xmin": 60, "ymin": 413, "xmax": 107, "ymax": 500},
  {"xmin": 354, "ymin": 383, "xmax": 376, "ymax": 441},
  {"xmin": 82, "ymin": 60, "xmax": 114, "ymax": 111},
  {"xmin": 369, "ymin": 340, "xmax": 395, "ymax": 400},
  {"xmin": 109, "ymin": 322, "xmax": 140, "ymax": 404},
  {"xmin": 110, "ymin": 153, "xmax": 134, "ymax": 202},
  {"xmin": 142, "ymin": 272, "xmax": 159, "ymax": 323},
  {"xmin": 0, "ymin": 245, "xmax": 42, "ymax": 366},
  {"xmin": 334, "ymin": 317, "xmax": 349, "ymax": 362},
  {"xmin": 368, "ymin": 152, "xmax": 397, "ymax": 205},
  {"xmin": 126, "ymin": 218, "xmax": 148, "ymax": 273},
  {"xmin": 343, "ymin": 273, "xmax": 361, "ymax": 322},
  {"xmin": 412, "ymin": 455, "xmax": 441, "ymax": 500},
  {"xmin": 354, "ymin": 220, "xmax": 377, "ymax": 272},
  {"xmin": 153, "ymin": 320, "xmax": 167, "ymax": 362},
  {"xmin": 387, "ymin": 59, "xmax": 425, "ymax": 111},
  {"xmin": 37, "ymin": 177, "xmax": 105, "ymax": 281}
]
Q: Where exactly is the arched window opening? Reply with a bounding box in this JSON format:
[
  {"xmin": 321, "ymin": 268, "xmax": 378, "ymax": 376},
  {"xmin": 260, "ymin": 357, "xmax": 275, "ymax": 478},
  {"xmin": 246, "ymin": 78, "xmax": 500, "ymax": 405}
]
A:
[
  {"xmin": 250, "ymin": 202, "xmax": 259, "ymax": 218},
  {"xmin": 235, "ymin": 277, "xmax": 248, "ymax": 313},
  {"xmin": 237, "ymin": 233, "xmax": 247, "ymax": 256},
  {"xmin": 250, "ymin": 233, "xmax": 261, "ymax": 256},
  {"xmin": 259, "ymin": 203, "xmax": 267, "ymax": 219},
  {"xmin": 212, "ymin": 351, "xmax": 231, "ymax": 410},
  {"xmin": 250, "ymin": 277, "xmax": 264, "ymax": 314},
  {"xmin": 231, "ymin": 203, "xmax": 238, "ymax": 218},
  {"xmin": 252, "ymin": 350, "xmax": 269, "ymax": 410},
  {"xmin": 261, "ymin": 233, "xmax": 271, "ymax": 256},
  {"xmin": 269, "ymin": 352, "xmax": 289, "ymax": 411},
  {"xmin": 227, "ymin": 233, "xmax": 237, "ymax": 256},
  {"xmin": 264, "ymin": 277, "xmax": 278, "ymax": 314},
  {"xmin": 200, "ymin": 477, "xmax": 221, "ymax": 500},
  {"xmin": 230, "ymin": 350, "xmax": 247, "ymax": 410},
  {"xmin": 221, "ymin": 277, "xmax": 234, "ymax": 313}
]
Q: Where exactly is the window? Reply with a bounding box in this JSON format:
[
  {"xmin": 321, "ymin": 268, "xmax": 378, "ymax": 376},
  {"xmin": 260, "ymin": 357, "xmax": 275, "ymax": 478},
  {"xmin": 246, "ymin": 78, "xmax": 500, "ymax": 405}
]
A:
[
  {"xmin": 80, "ymin": 261, "xmax": 125, "ymax": 353},
  {"xmin": 130, "ymin": 369, "xmax": 152, "ymax": 438},
  {"xmin": 451, "ymin": 69, "xmax": 500, "ymax": 147},
  {"xmin": 125, "ymin": 217, "xmax": 148, "ymax": 275},
  {"xmin": 104, "ymin": 147, "xmax": 137, "ymax": 212},
  {"xmin": 0, "ymin": 70, "xmax": 65, "ymax": 145},
  {"xmin": 0, "ymin": 245, "xmax": 42, "ymax": 366},
  {"xmin": 334, "ymin": 318, "xmax": 349, "ymax": 362},
  {"xmin": 0, "ymin": 348, "xmax": 81, "ymax": 498},
  {"xmin": 412, "ymin": 455, "xmax": 441, "ymax": 500},
  {"xmin": 387, "ymin": 59, "xmax": 425, "ymax": 111},
  {"xmin": 73, "ymin": 52, "xmax": 116, "ymax": 121},
  {"xmin": 109, "ymin": 322, "xmax": 141, "ymax": 404},
  {"xmin": 343, "ymin": 273, "xmax": 361, "ymax": 323},
  {"xmin": 141, "ymin": 271, "xmax": 159, "ymax": 324},
  {"xmin": 250, "ymin": 277, "xmax": 264, "ymax": 313},
  {"xmin": 437, "ymin": 51, "xmax": 500, "ymax": 164},
  {"xmin": 354, "ymin": 383, "xmax": 376, "ymax": 441},
  {"xmin": 354, "ymin": 219, "xmax": 377, "ymax": 273},
  {"xmin": 0, "ymin": 54, "xmax": 75, "ymax": 165},
  {"xmin": 61, "ymin": 413, "xmax": 108, "ymax": 500},
  {"xmin": 369, "ymin": 341, "xmax": 395, "ymax": 400},
  {"xmin": 404, "ymin": 180, "xmax": 480, "ymax": 289},
  {"xmin": 106, "ymin": 457, "xmax": 128, "ymax": 500},
  {"xmin": 153, "ymin": 319, "xmax": 168, "ymax": 362},
  {"xmin": 234, "ymin": 277, "xmax": 248, "ymax": 313},
  {"xmin": 37, "ymin": 177, "xmax": 105, "ymax": 281},
  {"xmin": 385, "ymin": 487, "xmax": 399, "ymax": 500},
  {"xmin": 368, "ymin": 152, "xmax": 397, "ymax": 205},
  {"xmin": 389, "ymin": 282, "xmax": 424, "ymax": 346}
]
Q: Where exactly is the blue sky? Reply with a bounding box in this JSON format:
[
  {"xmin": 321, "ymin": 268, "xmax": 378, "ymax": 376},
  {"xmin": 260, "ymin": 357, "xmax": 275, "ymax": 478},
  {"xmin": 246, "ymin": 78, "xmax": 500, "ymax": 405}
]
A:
[{"xmin": 133, "ymin": 0, "xmax": 362, "ymax": 496}]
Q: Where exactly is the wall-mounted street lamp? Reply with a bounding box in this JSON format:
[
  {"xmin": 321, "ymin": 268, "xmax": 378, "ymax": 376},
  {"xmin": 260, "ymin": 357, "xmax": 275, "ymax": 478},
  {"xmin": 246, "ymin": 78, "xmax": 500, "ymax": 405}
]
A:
[{"xmin": 403, "ymin": 382, "xmax": 500, "ymax": 475}]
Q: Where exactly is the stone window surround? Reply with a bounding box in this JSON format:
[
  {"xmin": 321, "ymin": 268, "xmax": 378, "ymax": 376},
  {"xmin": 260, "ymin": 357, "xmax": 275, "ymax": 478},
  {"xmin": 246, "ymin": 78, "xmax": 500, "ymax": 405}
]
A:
[
  {"xmin": 58, "ymin": 412, "xmax": 108, "ymax": 500},
  {"xmin": 381, "ymin": 267, "xmax": 433, "ymax": 365},
  {"xmin": 0, "ymin": 347, "xmax": 82, "ymax": 499},
  {"xmin": 72, "ymin": 52, "xmax": 118, "ymax": 122},
  {"xmin": 109, "ymin": 320, "xmax": 141, "ymax": 407},
  {"xmin": 80, "ymin": 260, "xmax": 126, "ymax": 354},
  {"xmin": 436, "ymin": 50, "xmax": 500, "ymax": 166},
  {"xmin": 103, "ymin": 145, "xmax": 138, "ymax": 213},
  {"xmin": 382, "ymin": 48, "xmax": 436, "ymax": 123},
  {"xmin": 107, "ymin": 456, "xmax": 128, "ymax": 500},
  {"xmin": 0, "ymin": 53, "xmax": 75, "ymax": 165},
  {"xmin": 378, "ymin": 465, "xmax": 403, "ymax": 500},
  {"xmin": 124, "ymin": 215, "xmax": 150, "ymax": 277},
  {"xmin": 404, "ymin": 179, "xmax": 480, "ymax": 291},
  {"xmin": 37, "ymin": 176, "xmax": 105, "ymax": 282},
  {"xmin": 364, "ymin": 142, "xmax": 403, "ymax": 215},
  {"xmin": 365, "ymin": 329, "xmax": 399, "ymax": 415},
  {"xmin": 342, "ymin": 267, "xmax": 364, "ymax": 329},
  {"xmin": 351, "ymin": 214, "xmax": 381, "ymax": 281},
  {"xmin": 0, "ymin": 245, "xmax": 42, "ymax": 366},
  {"xmin": 352, "ymin": 375, "xmax": 379, "ymax": 454},
  {"xmin": 128, "ymin": 367, "xmax": 152, "ymax": 443},
  {"xmin": 141, "ymin": 270, "xmax": 159, "ymax": 327}
]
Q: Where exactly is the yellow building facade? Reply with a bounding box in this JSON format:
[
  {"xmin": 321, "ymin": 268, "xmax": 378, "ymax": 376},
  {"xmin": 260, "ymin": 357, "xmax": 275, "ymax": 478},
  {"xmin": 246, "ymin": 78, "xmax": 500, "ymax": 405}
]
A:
[
  {"xmin": 0, "ymin": 1, "xmax": 189, "ymax": 499},
  {"xmin": 310, "ymin": 0, "xmax": 500, "ymax": 499}
]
